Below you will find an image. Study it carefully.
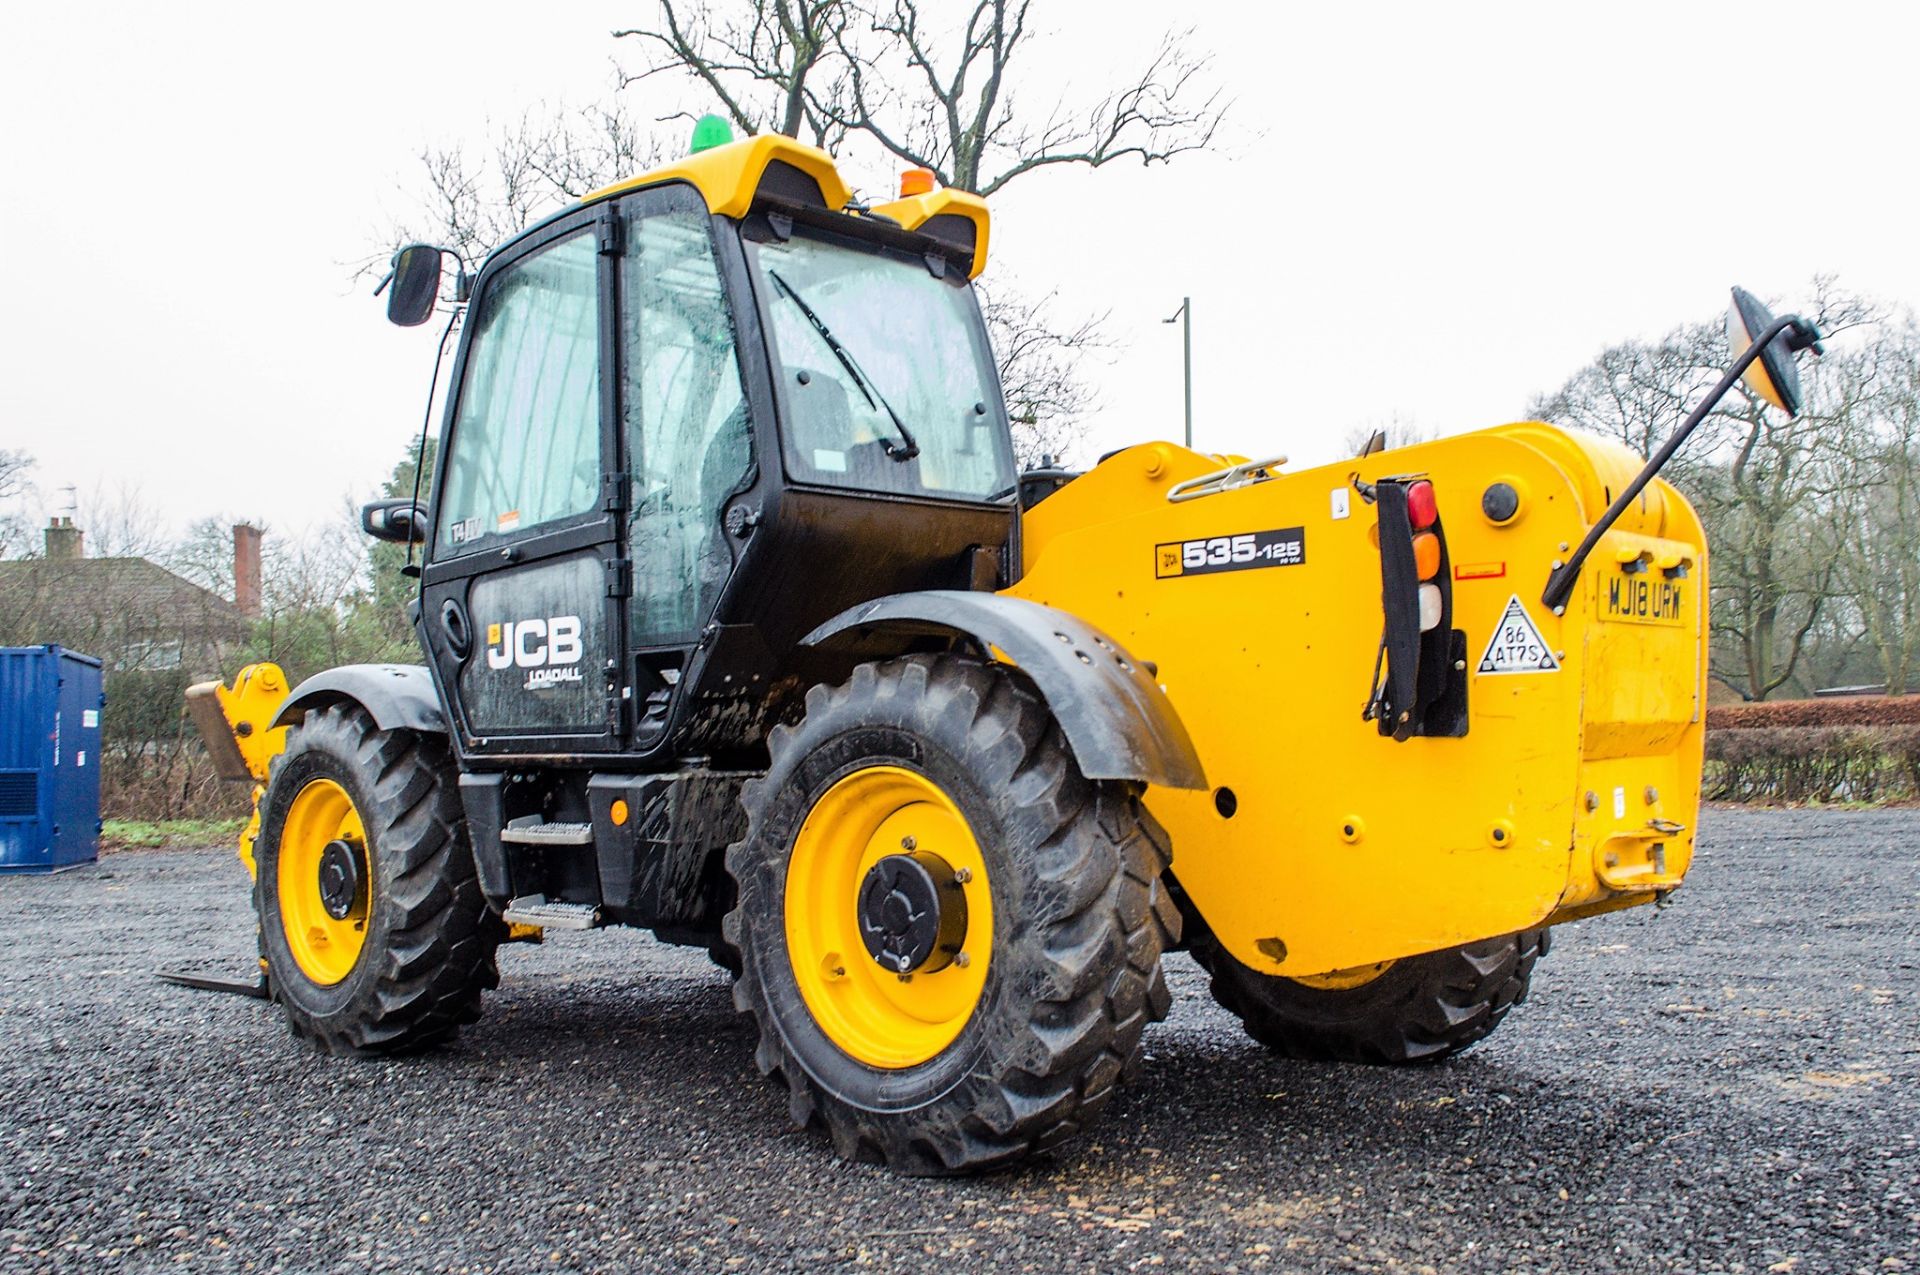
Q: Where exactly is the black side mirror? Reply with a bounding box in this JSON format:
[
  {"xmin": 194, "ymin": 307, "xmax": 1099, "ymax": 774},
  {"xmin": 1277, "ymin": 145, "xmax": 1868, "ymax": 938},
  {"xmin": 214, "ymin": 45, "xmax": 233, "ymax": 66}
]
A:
[
  {"xmin": 1728, "ymin": 286, "xmax": 1823, "ymax": 416},
  {"xmin": 361, "ymin": 498, "xmax": 426, "ymax": 543},
  {"xmin": 385, "ymin": 244, "xmax": 445, "ymax": 327}
]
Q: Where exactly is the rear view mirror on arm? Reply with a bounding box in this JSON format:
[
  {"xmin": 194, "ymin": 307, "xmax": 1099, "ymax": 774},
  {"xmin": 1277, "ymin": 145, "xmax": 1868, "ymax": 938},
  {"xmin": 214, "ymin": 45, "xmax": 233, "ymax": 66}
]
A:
[
  {"xmin": 379, "ymin": 244, "xmax": 446, "ymax": 327},
  {"xmin": 361, "ymin": 498, "xmax": 425, "ymax": 543}
]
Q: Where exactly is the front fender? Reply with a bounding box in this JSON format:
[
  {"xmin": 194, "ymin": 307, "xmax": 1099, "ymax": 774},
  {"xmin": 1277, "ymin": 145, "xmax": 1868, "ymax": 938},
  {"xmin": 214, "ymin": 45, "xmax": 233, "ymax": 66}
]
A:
[
  {"xmin": 803, "ymin": 591, "xmax": 1206, "ymax": 790},
  {"xmin": 270, "ymin": 664, "xmax": 446, "ymax": 734}
]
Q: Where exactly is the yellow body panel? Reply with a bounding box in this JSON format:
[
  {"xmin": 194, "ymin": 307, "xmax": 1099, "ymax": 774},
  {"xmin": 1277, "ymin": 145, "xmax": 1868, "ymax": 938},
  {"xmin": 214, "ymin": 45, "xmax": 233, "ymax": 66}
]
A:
[
  {"xmin": 585, "ymin": 134, "xmax": 853, "ymax": 220},
  {"xmin": 185, "ymin": 662, "xmax": 291, "ymax": 877},
  {"xmin": 1005, "ymin": 425, "xmax": 1707, "ymax": 977},
  {"xmin": 578, "ymin": 136, "xmax": 991, "ymax": 275},
  {"xmin": 868, "ymin": 188, "xmax": 992, "ymax": 279}
]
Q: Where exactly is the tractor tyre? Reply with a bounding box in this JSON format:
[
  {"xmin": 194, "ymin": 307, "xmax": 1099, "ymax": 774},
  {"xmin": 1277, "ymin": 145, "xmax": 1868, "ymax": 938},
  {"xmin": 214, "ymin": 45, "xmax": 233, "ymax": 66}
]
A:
[
  {"xmin": 725, "ymin": 654, "xmax": 1179, "ymax": 1175},
  {"xmin": 1189, "ymin": 927, "xmax": 1550, "ymax": 1064},
  {"xmin": 254, "ymin": 702, "xmax": 503, "ymax": 1056}
]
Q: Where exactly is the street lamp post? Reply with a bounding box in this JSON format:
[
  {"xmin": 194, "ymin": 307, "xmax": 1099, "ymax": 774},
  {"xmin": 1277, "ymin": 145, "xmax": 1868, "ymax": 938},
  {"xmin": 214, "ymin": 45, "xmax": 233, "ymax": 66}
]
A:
[{"xmin": 1163, "ymin": 297, "xmax": 1193, "ymax": 449}]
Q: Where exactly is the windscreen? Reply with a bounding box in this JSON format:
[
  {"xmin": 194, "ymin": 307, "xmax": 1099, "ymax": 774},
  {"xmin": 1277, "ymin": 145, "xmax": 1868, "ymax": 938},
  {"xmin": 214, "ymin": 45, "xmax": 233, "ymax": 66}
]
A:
[{"xmin": 748, "ymin": 231, "xmax": 1014, "ymax": 502}]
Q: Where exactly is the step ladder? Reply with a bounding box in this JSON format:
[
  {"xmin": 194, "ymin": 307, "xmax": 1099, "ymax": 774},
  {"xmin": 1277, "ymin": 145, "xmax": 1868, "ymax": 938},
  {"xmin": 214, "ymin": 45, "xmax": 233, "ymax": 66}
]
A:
[
  {"xmin": 500, "ymin": 894, "xmax": 602, "ymax": 929},
  {"xmin": 499, "ymin": 818, "xmax": 594, "ymax": 846}
]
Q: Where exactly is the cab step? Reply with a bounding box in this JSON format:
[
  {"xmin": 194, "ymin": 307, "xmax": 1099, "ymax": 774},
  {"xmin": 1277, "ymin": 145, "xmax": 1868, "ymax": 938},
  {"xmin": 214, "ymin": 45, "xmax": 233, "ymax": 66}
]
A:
[
  {"xmin": 500, "ymin": 895, "xmax": 603, "ymax": 929},
  {"xmin": 500, "ymin": 819, "xmax": 594, "ymax": 846}
]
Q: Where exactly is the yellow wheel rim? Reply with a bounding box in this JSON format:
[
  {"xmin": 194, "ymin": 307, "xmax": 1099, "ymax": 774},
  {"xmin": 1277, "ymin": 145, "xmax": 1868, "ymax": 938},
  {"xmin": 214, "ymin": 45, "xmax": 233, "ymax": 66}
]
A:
[
  {"xmin": 277, "ymin": 777, "xmax": 370, "ymax": 986},
  {"xmin": 784, "ymin": 766, "xmax": 993, "ymax": 1070},
  {"xmin": 1288, "ymin": 959, "xmax": 1395, "ymax": 991}
]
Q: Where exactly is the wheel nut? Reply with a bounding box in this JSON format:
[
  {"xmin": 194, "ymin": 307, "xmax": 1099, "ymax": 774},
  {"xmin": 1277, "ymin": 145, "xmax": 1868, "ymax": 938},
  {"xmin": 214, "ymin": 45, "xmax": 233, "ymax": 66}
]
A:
[
  {"xmin": 954, "ymin": 951, "xmax": 971, "ymax": 968},
  {"xmin": 900, "ymin": 835, "xmax": 917, "ymax": 850},
  {"xmin": 954, "ymin": 867, "xmax": 972, "ymax": 884}
]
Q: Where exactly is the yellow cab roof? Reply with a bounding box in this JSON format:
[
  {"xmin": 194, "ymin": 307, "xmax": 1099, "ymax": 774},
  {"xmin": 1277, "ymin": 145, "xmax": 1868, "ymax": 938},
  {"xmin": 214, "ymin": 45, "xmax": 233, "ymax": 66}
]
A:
[{"xmin": 577, "ymin": 134, "xmax": 991, "ymax": 278}]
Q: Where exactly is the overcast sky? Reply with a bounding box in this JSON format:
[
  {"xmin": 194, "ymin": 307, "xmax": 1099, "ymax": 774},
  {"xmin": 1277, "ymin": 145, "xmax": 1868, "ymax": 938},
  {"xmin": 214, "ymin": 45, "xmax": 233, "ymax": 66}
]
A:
[{"xmin": 4, "ymin": 1, "xmax": 1916, "ymax": 548}]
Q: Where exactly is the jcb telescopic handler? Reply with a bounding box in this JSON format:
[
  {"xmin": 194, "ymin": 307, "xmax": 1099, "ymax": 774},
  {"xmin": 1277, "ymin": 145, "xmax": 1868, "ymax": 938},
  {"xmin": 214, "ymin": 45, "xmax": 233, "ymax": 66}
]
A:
[{"xmin": 188, "ymin": 124, "xmax": 1821, "ymax": 1174}]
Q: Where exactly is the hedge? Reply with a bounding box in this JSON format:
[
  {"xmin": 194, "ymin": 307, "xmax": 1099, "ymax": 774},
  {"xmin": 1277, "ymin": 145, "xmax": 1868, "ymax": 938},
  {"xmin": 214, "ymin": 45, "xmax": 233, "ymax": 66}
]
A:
[{"xmin": 1705, "ymin": 724, "xmax": 1920, "ymax": 804}]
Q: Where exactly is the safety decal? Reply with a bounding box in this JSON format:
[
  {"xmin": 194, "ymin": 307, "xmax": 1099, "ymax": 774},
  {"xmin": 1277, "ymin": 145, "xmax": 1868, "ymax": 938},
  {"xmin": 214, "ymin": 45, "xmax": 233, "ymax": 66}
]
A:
[
  {"xmin": 1477, "ymin": 595, "xmax": 1560, "ymax": 674},
  {"xmin": 1156, "ymin": 527, "xmax": 1305, "ymax": 579}
]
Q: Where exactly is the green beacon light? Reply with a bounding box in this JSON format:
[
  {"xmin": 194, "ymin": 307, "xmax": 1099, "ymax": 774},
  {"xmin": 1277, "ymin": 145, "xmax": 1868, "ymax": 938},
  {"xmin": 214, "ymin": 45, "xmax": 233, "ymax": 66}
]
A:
[{"xmin": 689, "ymin": 114, "xmax": 734, "ymax": 155}]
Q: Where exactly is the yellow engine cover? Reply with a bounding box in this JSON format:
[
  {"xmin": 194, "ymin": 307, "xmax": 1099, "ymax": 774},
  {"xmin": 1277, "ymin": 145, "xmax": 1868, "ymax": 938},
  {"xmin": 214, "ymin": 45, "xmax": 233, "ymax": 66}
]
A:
[{"xmin": 1005, "ymin": 424, "xmax": 1706, "ymax": 977}]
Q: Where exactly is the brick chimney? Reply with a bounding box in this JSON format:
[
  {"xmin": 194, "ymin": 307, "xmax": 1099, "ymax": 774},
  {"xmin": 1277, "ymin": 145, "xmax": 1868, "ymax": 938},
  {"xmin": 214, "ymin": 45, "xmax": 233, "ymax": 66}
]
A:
[
  {"xmin": 232, "ymin": 523, "xmax": 262, "ymax": 618},
  {"xmin": 44, "ymin": 517, "xmax": 83, "ymax": 560}
]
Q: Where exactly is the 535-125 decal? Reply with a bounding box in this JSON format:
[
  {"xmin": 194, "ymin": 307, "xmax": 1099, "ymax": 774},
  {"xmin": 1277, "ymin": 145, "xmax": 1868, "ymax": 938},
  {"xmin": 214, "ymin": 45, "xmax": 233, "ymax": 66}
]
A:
[{"xmin": 1156, "ymin": 527, "xmax": 1306, "ymax": 579}]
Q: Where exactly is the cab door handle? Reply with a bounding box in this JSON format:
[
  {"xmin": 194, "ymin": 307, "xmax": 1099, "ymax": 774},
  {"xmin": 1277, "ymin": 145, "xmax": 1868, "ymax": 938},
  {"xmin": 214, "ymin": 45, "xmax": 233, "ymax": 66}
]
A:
[{"xmin": 440, "ymin": 598, "xmax": 473, "ymax": 659}]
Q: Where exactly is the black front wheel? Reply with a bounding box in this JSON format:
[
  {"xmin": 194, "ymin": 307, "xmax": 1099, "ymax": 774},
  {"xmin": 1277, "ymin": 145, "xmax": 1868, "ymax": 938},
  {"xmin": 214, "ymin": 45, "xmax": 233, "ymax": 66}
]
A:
[
  {"xmin": 254, "ymin": 702, "xmax": 503, "ymax": 1056},
  {"xmin": 725, "ymin": 654, "xmax": 1180, "ymax": 1175}
]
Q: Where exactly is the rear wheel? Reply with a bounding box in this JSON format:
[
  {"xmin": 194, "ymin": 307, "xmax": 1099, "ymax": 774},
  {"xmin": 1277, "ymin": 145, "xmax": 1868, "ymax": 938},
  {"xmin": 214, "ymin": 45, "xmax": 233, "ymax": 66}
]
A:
[
  {"xmin": 255, "ymin": 703, "xmax": 503, "ymax": 1056},
  {"xmin": 725, "ymin": 654, "xmax": 1179, "ymax": 1175},
  {"xmin": 1189, "ymin": 928, "xmax": 1550, "ymax": 1064}
]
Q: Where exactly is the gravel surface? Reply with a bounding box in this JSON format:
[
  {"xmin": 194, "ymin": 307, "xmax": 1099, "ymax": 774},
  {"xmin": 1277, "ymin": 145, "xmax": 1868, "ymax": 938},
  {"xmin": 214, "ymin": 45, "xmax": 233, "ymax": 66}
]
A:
[{"xmin": 1, "ymin": 807, "xmax": 1915, "ymax": 1273}]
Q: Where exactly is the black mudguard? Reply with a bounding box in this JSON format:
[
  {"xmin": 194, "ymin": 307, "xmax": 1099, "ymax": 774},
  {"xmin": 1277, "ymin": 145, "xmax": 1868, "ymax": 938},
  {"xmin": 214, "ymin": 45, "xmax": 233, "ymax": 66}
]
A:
[
  {"xmin": 270, "ymin": 664, "xmax": 446, "ymax": 734},
  {"xmin": 803, "ymin": 591, "xmax": 1207, "ymax": 791}
]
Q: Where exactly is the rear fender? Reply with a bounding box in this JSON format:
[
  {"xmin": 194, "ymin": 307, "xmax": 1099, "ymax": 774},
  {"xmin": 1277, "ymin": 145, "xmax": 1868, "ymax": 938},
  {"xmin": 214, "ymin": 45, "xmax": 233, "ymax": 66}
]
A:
[{"xmin": 803, "ymin": 591, "xmax": 1207, "ymax": 791}]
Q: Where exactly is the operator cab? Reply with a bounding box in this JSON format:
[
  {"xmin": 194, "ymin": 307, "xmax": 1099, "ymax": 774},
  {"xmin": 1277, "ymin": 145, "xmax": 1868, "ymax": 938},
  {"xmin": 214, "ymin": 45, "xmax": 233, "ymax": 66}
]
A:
[{"xmin": 371, "ymin": 131, "xmax": 1016, "ymax": 770}]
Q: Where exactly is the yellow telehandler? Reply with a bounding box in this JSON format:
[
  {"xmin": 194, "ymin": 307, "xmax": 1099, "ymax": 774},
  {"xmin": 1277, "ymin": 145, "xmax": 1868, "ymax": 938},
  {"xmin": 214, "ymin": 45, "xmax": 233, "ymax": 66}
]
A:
[{"xmin": 187, "ymin": 122, "xmax": 1821, "ymax": 1174}]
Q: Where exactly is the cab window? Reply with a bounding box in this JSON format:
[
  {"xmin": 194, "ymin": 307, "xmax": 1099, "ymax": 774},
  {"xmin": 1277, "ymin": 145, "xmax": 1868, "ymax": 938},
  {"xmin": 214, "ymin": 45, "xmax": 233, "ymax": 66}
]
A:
[
  {"xmin": 624, "ymin": 202, "xmax": 751, "ymax": 645},
  {"xmin": 748, "ymin": 230, "xmax": 1012, "ymax": 502},
  {"xmin": 436, "ymin": 232, "xmax": 601, "ymax": 549}
]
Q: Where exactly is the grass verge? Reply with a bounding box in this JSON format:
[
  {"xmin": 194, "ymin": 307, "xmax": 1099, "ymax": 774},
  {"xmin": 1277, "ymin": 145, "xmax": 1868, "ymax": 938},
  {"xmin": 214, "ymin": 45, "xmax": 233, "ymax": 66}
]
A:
[{"xmin": 101, "ymin": 818, "xmax": 246, "ymax": 851}]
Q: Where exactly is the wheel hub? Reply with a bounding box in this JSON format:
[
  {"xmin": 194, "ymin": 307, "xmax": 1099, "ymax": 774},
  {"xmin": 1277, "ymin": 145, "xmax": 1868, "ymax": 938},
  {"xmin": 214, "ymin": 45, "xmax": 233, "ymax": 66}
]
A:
[
  {"xmin": 317, "ymin": 838, "xmax": 365, "ymax": 921},
  {"xmin": 858, "ymin": 852, "xmax": 967, "ymax": 975}
]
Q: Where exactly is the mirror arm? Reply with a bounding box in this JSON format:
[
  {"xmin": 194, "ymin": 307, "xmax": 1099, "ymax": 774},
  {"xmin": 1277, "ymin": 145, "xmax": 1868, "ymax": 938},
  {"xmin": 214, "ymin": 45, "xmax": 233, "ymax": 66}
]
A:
[{"xmin": 1539, "ymin": 313, "xmax": 1800, "ymax": 613}]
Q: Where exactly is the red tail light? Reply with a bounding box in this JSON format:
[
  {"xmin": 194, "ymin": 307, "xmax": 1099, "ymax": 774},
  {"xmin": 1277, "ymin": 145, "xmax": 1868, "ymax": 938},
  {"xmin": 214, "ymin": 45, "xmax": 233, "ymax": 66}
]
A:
[{"xmin": 1407, "ymin": 480, "xmax": 1438, "ymax": 530}]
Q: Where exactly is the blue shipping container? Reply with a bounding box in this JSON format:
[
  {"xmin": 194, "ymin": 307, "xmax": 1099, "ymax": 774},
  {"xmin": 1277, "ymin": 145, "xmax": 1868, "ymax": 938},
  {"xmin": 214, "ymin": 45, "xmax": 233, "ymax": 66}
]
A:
[{"xmin": 0, "ymin": 646, "xmax": 105, "ymax": 873}]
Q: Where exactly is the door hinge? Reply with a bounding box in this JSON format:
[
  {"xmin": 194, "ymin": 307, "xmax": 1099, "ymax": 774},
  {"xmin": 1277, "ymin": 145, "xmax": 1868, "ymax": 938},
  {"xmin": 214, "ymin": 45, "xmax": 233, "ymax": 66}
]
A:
[
  {"xmin": 605, "ymin": 660, "xmax": 628, "ymax": 735},
  {"xmin": 598, "ymin": 210, "xmax": 624, "ymax": 256},
  {"xmin": 604, "ymin": 557, "xmax": 632, "ymax": 598},
  {"xmin": 600, "ymin": 472, "xmax": 630, "ymax": 515}
]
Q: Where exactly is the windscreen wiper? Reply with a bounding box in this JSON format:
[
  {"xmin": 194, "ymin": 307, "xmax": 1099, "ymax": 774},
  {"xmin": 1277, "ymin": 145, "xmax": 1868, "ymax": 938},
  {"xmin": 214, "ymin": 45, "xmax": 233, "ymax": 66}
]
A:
[{"xmin": 768, "ymin": 270, "xmax": 920, "ymax": 461}]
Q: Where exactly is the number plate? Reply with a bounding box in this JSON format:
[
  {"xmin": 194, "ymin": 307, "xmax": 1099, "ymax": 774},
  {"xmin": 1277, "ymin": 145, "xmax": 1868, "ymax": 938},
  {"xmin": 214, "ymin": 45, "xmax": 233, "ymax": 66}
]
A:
[
  {"xmin": 1598, "ymin": 573, "xmax": 1687, "ymax": 626},
  {"xmin": 1156, "ymin": 527, "xmax": 1306, "ymax": 578}
]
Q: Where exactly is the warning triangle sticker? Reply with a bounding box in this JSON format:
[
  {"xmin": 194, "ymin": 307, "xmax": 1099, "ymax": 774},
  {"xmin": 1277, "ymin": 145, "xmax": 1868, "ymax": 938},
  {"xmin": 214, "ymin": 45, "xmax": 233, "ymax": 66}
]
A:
[{"xmin": 1477, "ymin": 594, "xmax": 1560, "ymax": 674}]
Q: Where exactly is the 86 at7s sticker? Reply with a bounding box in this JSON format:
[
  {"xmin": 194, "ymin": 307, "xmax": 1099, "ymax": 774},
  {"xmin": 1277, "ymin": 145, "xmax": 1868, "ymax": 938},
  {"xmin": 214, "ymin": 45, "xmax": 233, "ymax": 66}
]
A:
[{"xmin": 1157, "ymin": 526, "xmax": 1306, "ymax": 578}]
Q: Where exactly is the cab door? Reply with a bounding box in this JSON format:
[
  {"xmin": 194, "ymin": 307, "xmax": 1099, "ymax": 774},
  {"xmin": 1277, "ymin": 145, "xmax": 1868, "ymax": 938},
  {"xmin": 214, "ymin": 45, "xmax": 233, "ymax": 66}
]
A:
[{"xmin": 419, "ymin": 206, "xmax": 625, "ymax": 755}]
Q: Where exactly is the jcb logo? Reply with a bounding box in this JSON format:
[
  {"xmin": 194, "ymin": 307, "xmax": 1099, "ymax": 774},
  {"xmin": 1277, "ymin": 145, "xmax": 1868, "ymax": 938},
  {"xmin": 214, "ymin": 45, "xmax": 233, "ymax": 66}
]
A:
[{"xmin": 486, "ymin": 616, "xmax": 584, "ymax": 689}]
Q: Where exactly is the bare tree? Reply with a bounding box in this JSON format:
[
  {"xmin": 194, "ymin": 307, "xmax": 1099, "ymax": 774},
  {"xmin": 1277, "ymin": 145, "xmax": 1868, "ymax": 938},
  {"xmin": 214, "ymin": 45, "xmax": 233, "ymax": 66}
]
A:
[
  {"xmin": 829, "ymin": 3, "xmax": 1224, "ymax": 197},
  {"xmin": 615, "ymin": 0, "xmax": 850, "ymax": 146},
  {"xmin": 1528, "ymin": 279, "xmax": 1884, "ymax": 700},
  {"xmin": 979, "ymin": 283, "xmax": 1106, "ymax": 464},
  {"xmin": 1833, "ymin": 315, "xmax": 1920, "ymax": 692},
  {"xmin": 373, "ymin": 99, "xmax": 671, "ymax": 276},
  {"xmin": 0, "ymin": 449, "xmax": 34, "ymax": 559}
]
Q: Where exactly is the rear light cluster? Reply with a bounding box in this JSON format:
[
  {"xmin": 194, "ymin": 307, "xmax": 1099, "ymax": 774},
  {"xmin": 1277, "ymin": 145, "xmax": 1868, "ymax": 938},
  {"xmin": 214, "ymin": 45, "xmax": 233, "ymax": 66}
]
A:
[
  {"xmin": 1407, "ymin": 479, "xmax": 1444, "ymax": 632},
  {"xmin": 1362, "ymin": 475, "xmax": 1468, "ymax": 741}
]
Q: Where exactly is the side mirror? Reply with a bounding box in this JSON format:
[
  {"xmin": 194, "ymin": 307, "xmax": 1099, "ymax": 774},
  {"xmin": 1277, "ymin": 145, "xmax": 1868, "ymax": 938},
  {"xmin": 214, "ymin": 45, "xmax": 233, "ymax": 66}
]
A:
[
  {"xmin": 361, "ymin": 498, "xmax": 426, "ymax": 543},
  {"xmin": 385, "ymin": 244, "xmax": 445, "ymax": 327},
  {"xmin": 1728, "ymin": 286, "xmax": 1822, "ymax": 416}
]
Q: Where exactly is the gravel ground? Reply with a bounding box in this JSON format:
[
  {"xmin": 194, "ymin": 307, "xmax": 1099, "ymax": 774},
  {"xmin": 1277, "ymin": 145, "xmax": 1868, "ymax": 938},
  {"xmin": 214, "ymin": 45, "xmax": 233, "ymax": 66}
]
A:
[{"xmin": 0, "ymin": 807, "xmax": 1915, "ymax": 1274}]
